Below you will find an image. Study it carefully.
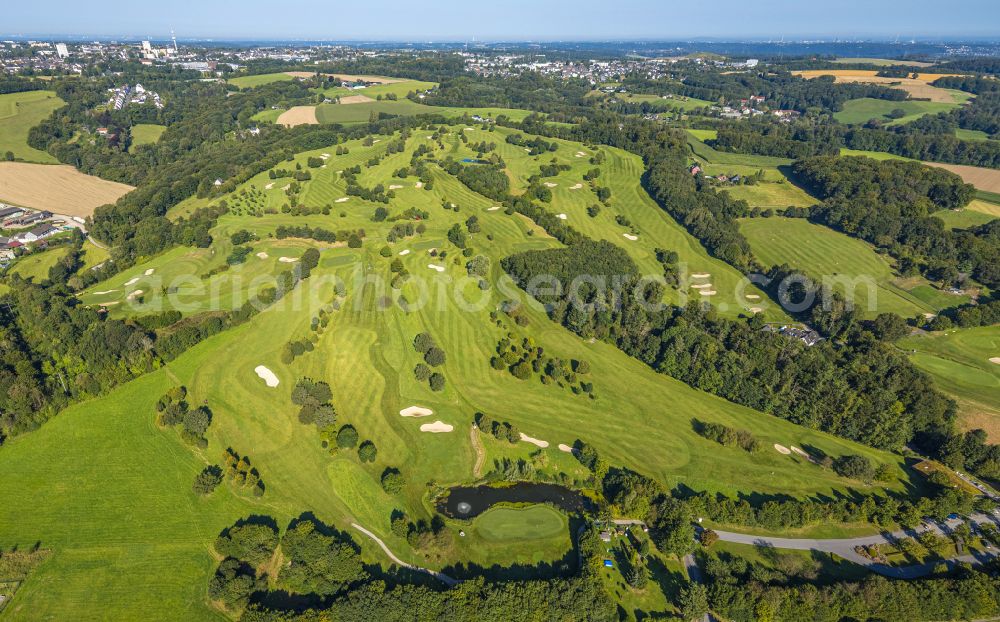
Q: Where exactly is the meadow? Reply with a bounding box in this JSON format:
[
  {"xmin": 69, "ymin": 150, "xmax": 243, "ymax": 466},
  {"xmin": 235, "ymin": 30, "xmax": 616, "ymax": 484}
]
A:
[
  {"xmin": 834, "ymin": 96, "xmax": 967, "ymax": 126},
  {"xmin": 738, "ymin": 217, "xmax": 955, "ymax": 318},
  {"xmin": 932, "ymin": 200, "xmax": 1000, "ymax": 229},
  {"xmin": 0, "ymin": 90, "xmax": 64, "ymax": 163},
  {"xmin": 900, "ymin": 327, "xmax": 1000, "ymax": 440},
  {"xmin": 2, "ymin": 124, "xmax": 923, "ymax": 618},
  {"xmin": 616, "ymin": 92, "xmax": 715, "ymax": 112},
  {"xmin": 131, "ymin": 123, "xmax": 167, "ymax": 145}
]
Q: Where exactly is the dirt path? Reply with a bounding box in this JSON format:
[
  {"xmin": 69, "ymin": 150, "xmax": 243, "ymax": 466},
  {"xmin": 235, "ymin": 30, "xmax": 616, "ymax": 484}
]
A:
[
  {"xmin": 351, "ymin": 523, "xmax": 458, "ymax": 586},
  {"xmin": 471, "ymin": 425, "xmax": 486, "ymax": 478}
]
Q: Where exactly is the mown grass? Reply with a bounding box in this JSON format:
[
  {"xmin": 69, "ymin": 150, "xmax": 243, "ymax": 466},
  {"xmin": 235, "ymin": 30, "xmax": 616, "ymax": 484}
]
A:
[
  {"xmin": 8, "ymin": 245, "xmax": 70, "ymax": 281},
  {"xmin": 227, "ymin": 72, "xmax": 296, "ymax": 88},
  {"xmin": 2, "ymin": 124, "xmax": 921, "ymax": 618},
  {"xmin": 900, "ymin": 327, "xmax": 1000, "ymax": 440},
  {"xmin": 738, "ymin": 217, "xmax": 949, "ymax": 318},
  {"xmin": 0, "ymin": 90, "xmax": 64, "ymax": 163}
]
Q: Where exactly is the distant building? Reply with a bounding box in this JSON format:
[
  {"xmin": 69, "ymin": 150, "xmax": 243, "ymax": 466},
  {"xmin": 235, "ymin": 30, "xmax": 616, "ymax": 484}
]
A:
[{"xmin": 55, "ymin": 43, "xmax": 69, "ymax": 58}]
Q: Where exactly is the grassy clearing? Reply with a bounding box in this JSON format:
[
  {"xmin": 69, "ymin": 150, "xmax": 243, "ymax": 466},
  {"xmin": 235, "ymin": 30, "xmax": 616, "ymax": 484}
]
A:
[
  {"xmin": 834, "ymin": 97, "xmax": 963, "ymax": 126},
  {"xmin": 227, "ymin": 72, "xmax": 295, "ymax": 88},
  {"xmin": 900, "ymin": 327, "xmax": 1000, "ymax": 440},
  {"xmin": 839, "ymin": 148, "xmax": 915, "ymax": 161},
  {"xmin": 314, "ymin": 100, "xmax": 535, "ymax": 125},
  {"xmin": 739, "ymin": 217, "xmax": 949, "ymax": 318},
  {"xmin": 721, "ymin": 176, "xmax": 817, "ymax": 209},
  {"xmin": 617, "ymin": 93, "xmax": 715, "ymax": 112},
  {"xmin": 131, "ymin": 123, "xmax": 166, "ymax": 146},
  {"xmin": 7, "ymin": 245, "xmax": 70, "ymax": 281},
  {"xmin": 705, "ymin": 541, "xmax": 869, "ymax": 582},
  {"xmin": 316, "ymin": 79, "xmax": 437, "ymax": 101},
  {"xmin": 597, "ymin": 528, "xmax": 684, "ymax": 620},
  {"xmin": 687, "ymin": 135, "xmax": 793, "ymax": 168},
  {"xmin": 932, "ymin": 200, "xmax": 999, "ymax": 229},
  {"xmin": 4, "ymin": 125, "xmax": 920, "ymax": 617},
  {"xmin": 0, "ymin": 90, "xmax": 64, "ymax": 163},
  {"xmin": 955, "ymin": 128, "xmax": 993, "ymax": 141}
]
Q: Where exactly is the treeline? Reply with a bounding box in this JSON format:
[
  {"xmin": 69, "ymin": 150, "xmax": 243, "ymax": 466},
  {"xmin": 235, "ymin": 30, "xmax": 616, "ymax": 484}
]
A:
[{"xmin": 793, "ymin": 156, "xmax": 998, "ymax": 288}]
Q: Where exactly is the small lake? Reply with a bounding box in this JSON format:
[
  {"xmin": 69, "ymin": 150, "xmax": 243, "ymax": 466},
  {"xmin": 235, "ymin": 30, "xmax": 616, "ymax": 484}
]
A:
[
  {"xmin": 439, "ymin": 482, "xmax": 590, "ymax": 518},
  {"xmin": 460, "ymin": 158, "xmax": 487, "ymax": 164}
]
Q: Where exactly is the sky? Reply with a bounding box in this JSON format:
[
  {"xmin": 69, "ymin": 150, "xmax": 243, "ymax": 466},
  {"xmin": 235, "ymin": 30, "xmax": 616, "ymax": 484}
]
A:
[{"xmin": 3, "ymin": 0, "xmax": 998, "ymax": 41}]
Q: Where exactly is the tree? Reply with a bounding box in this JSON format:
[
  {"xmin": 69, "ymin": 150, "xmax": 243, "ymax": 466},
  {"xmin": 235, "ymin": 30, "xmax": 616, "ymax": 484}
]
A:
[
  {"xmin": 429, "ymin": 372, "xmax": 446, "ymax": 391},
  {"xmin": 414, "ymin": 363, "xmax": 430, "ymax": 381},
  {"xmin": 358, "ymin": 440, "xmax": 377, "ymax": 462},
  {"xmin": 380, "ymin": 468, "xmax": 404, "ymax": 494},
  {"xmin": 424, "ymin": 346, "xmax": 446, "ymax": 367},
  {"xmin": 4, "ymin": 150, "xmax": 14, "ymax": 161},
  {"xmin": 336, "ymin": 424, "xmax": 359, "ymax": 448},
  {"xmin": 699, "ymin": 529, "xmax": 719, "ymax": 547},
  {"xmin": 679, "ymin": 583, "xmax": 709, "ymax": 622},
  {"xmin": 193, "ymin": 465, "xmax": 224, "ymax": 495},
  {"xmin": 214, "ymin": 522, "xmax": 279, "ymax": 567},
  {"xmin": 871, "ymin": 312, "xmax": 910, "ymax": 342},
  {"xmin": 833, "ymin": 454, "xmax": 876, "ymax": 481}
]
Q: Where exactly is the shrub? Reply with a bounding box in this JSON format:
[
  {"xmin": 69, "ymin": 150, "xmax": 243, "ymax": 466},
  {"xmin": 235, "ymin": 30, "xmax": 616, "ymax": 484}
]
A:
[
  {"xmin": 193, "ymin": 465, "xmax": 224, "ymax": 495},
  {"xmin": 358, "ymin": 440, "xmax": 377, "ymax": 462}
]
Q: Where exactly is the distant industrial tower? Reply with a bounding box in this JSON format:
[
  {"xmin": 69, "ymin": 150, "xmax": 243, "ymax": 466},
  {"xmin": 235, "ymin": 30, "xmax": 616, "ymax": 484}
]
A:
[{"xmin": 171, "ymin": 29, "xmax": 178, "ymax": 53}]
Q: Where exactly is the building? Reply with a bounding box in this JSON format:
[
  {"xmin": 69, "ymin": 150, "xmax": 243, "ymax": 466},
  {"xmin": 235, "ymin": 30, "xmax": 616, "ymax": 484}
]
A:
[
  {"xmin": 0, "ymin": 206, "xmax": 24, "ymax": 220},
  {"xmin": 18, "ymin": 223, "xmax": 59, "ymax": 243},
  {"xmin": 55, "ymin": 43, "xmax": 69, "ymax": 58}
]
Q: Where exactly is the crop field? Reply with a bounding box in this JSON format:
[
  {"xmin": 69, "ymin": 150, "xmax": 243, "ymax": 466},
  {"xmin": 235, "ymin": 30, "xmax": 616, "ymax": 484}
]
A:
[
  {"xmin": 2, "ymin": 123, "xmax": 921, "ymax": 618},
  {"xmin": 923, "ymin": 162, "xmax": 1000, "ymax": 194},
  {"xmin": 131, "ymin": 123, "xmax": 166, "ymax": 145},
  {"xmin": 0, "ymin": 162, "xmax": 134, "ymax": 216},
  {"xmin": 793, "ymin": 69, "xmax": 969, "ymax": 103},
  {"xmin": 834, "ymin": 96, "xmax": 967, "ymax": 126},
  {"xmin": 831, "ymin": 58, "xmax": 936, "ymax": 67},
  {"xmin": 738, "ymin": 217, "xmax": 951, "ymax": 318},
  {"xmin": 0, "ymin": 90, "xmax": 64, "ymax": 163},
  {"xmin": 900, "ymin": 327, "xmax": 1000, "ymax": 440}
]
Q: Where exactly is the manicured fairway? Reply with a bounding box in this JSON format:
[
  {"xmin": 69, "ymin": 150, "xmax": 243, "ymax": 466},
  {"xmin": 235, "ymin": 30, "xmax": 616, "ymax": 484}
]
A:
[
  {"xmin": 473, "ymin": 505, "xmax": 567, "ymax": 541},
  {"xmin": 8, "ymin": 245, "xmax": 71, "ymax": 281},
  {"xmin": 900, "ymin": 327, "xmax": 1000, "ymax": 440},
  {"xmin": 739, "ymin": 217, "xmax": 944, "ymax": 318},
  {"xmin": 131, "ymin": 123, "xmax": 166, "ymax": 145},
  {"xmin": 0, "ymin": 90, "xmax": 64, "ymax": 163}
]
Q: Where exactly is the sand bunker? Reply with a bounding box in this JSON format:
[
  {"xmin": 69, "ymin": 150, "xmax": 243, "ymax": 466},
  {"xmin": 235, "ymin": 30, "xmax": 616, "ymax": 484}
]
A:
[
  {"xmin": 487, "ymin": 206, "xmax": 501, "ymax": 211},
  {"xmin": 91, "ymin": 289, "xmax": 116, "ymax": 295},
  {"xmin": 774, "ymin": 444, "xmax": 791, "ymax": 455},
  {"xmin": 520, "ymin": 433, "xmax": 550, "ymax": 448},
  {"xmin": 745, "ymin": 294, "xmax": 760, "ymax": 300},
  {"xmin": 543, "ymin": 182, "xmax": 558, "ymax": 188},
  {"xmin": 321, "ymin": 164, "xmax": 327, "ymax": 169},
  {"xmin": 557, "ymin": 213, "xmax": 567, "ymax": 220},
  {"xmin": 699, "ymin": 290, "xmax": 717, "ymax": 296},
  {"xmin": 388, "ymin": 184, "xmax": 404, "ymax": 190},
  {"xmin": 790, "ymin": 446, "xmax": 813, "ymax": 460},
  {"xmin": 575, "ymin": 151, "xmax": 587, "ymax": 157},
  {"xmin": 420, "ymin": 421, "xmax": 454, "ymax": 433},
  {"xmin": 278, "ymin": 256, "xmax": 298, "ymax": 263},
  {"xmin": 256, "ymin": 252, "xmax": 269, "ymax": 259},
  {"xmin": 254, "ymin": 365, "xmax": 279, "ymax": 388},
  {"xmin": 123, "ymin": 277, "xmax": 140, "ymax": 286},
  {"xmin": 990, "ymin": 357, "xmax": 1000, "ymax": 365},
  {"xmin": 691, "ymin": 273, "xmax": 711, "ymax": 278},
  {"xmin": 372, "ymin": 139, "xmax": 381, "ymax": 144},
  {"xmin": 265, "ymin": 182, "xmax": 274, "ymax": 190},
  {"xmin": 558, "ymin": 443, "xmax": 575, "ymax": 453},
  {"xmin": 144, "ymin": 268, "xmax": 155, "ymax": 276},
  {"xmin": 428, "ymin": 264, "xmax": 445, "ymax": 272},
  {"xmin": 691, "ymin": 283, "xmax": 712, "ymax": 289},
  {"xmin": 398, "ymin": 249, "xmax": 411, "ymax": 256},
  {"xmin": 750, "ymin": 307, "xmax": 763, "ymax": 313},
  {"xmin": 569, "ymin": 183, "xmax": 583, "ymax": 190},
  {"xmin": 623, "ymin": 233, "xmax": 638, "ymax": 241},
  {"xmin": 335, "ymin": 197, "xmax": 349, "ymax": 203},
  {"xmin": 321, "ymin": 153, "xmax": 331, "ymax": 158},
  {"xmin": 415, "ymin": 181, "xmax": 423, "ymax": 188},
  {"xmin": 126, "ymin": 289, "xmax": 144, "ymax": 300},
  {"xmin": 281, "ymin": 184, "xmax": 290, "ymax": 191},
  {"xmin": 399, "ymin": 406, "xmax": 434, "ymax": 417}
]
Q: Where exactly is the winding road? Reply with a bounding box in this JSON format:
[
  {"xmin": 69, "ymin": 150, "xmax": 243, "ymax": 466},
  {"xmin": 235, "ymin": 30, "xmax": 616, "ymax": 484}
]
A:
[{"xmin": 351, "ymin": 523, "xmax": 459, "ymax": 586}]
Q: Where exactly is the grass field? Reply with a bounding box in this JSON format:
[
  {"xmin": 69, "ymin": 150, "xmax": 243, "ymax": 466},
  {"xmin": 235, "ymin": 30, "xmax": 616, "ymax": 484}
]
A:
[
  {"xmin": 955, "ymin": 128, "xmax": 993, "ymax": 141},
  {"xmin": 0, "ymin": 162, "xmax": 134, "ymax": 216},
  {"xmin": 7, "ymin": 245, "xmax": 70, "ymax": 281},
  {"xmin": 687, "ymin": 135, "xmax": 793, "ymax": 168},
  {"xmin": 839, "ymin": 148, "xmax": 915, "ymax": 161},
  {"xmin": 721, "ymin": 176, "xmax": 816, "ymax": 209},
  {"xmin": 739, "ymin": 217, "xmax": 955, "ymax": 318},
  {"xmin": 2, "ymin": 124, "xmax": 921, "ymax": 618},
  {"xmin": 227, "ymin": 72, "xmax": 296, "ymax": 88},
  {"xmin": 131, "ymin": 123, "xmax": 166, "ymax": 146},
  {"xmin": 616, "ymin": 93, "xmax": 715, "ymax": 112},
  {"xmin": 832, "ymin": 58, "xmax": 936, "ymax": 67},
  {"xmin": 932, "ymin": 200, "xmax": 1000, "ymax": 229},
  {"xmin": 900, "ymin": 327, "xmax": 1000, "ymax": 440},
  {"xmin": 686, "ymin": 129, "xmax": 717, "ymax": 141},
  {"xmin": 704, "ymin": 541, "xmax": 869, "ymax": 583},
  {"xmin": 834, "ymin": 96, "xmax": 967, "ymax": 126},
  {"xmin": 0, "ymin": 90, "xmax": 64, "ymax": 163},
  {"xmin": 598, "ymin": 529, "xmax": 684, "ymax": 621},
  {"xmin": 316, "ymin": 79, "xmax": 437, "ymax": 101}
]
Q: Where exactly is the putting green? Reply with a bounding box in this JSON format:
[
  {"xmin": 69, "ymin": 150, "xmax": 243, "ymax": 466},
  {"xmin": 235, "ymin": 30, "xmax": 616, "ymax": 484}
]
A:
[{"xmin": 473, "ymin": 505, "xmax": 567, "ymax": 541}]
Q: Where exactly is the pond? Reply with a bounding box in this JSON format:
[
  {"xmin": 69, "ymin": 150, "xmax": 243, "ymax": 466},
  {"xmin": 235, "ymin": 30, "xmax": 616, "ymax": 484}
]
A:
[
  {"xmin": 460, "ymin": 158, "xmax": 487, "ymax": 164},
  {"xmin": 438, "ymin": 482, "xmax": 590, "ymax": 518}
]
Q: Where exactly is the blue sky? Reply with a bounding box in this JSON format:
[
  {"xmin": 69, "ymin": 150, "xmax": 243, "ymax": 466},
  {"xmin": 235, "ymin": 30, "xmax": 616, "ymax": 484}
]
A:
[{"xmin": 3, "ymin": 0, "xmax": 997, "ymax": 40}]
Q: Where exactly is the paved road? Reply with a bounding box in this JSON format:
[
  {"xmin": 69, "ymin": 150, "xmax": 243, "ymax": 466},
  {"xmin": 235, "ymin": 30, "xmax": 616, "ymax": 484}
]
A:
[
  {"xmin": 351, "ymin": 523, "xmax": 459, "ymax": 586},
  {"xmin": 712, "ymin": 513, "xmax": 1000, "ymax": 578}
]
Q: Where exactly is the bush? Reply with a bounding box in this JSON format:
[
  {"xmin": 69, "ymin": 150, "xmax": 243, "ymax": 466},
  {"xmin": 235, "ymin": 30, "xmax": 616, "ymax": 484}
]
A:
[
  {"xmin": 833, "ymin": 454, "xmax": 876, "ymax": 481},
  {"xmin": 193, "ymin": 465, "xmax": 224, "ymax": 495},
  {"xmin": 336, "ymin": 424, "xmax": 359, "ymax": 448},
  {"xmin": 429, "ymin": 372, "xmax": 446, "ymax": 391},
  {"xmin": 358, "ymin": 440, "xmax": 377, "ymax": 462}
]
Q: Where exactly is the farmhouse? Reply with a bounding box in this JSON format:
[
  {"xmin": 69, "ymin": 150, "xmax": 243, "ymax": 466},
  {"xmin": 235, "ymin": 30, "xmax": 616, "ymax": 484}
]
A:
[{"xmin": 18, "ymin": 223, "xmax": 59, "ymax": 243}]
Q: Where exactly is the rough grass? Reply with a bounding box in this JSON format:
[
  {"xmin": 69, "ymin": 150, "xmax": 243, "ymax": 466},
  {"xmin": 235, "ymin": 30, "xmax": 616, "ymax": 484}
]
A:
[
  {"xmin": 932, "ymin": 201, "xmax": 1000, "ymax": 230},
  {"xmin": 720, "ymin": 176, "xmax": 817, "ymax": 209},
  {"xmin": 0, "ymin": 90, "xmax": 64, "ymax": 163},
  {"xmin": 900, "ymin": 327, "xmax": 1000, "ymax": 440},
  {"xmin": 739, "ymin": 217, "xmax": 947, "ymax": 318},
  {"xmin": 617, "ymin": 93, "xmax": 715, "ymax": 111},
  {"xmin": 131, "ymin": 123, "xmax": 166, "ymax": 146},
  {"xmin": 2, "ymin": 125, "xmax": 919, "ymax": 618},
  {"xmin": 7, "ymin": 245, "xmax": 70, "ymax": 281},
  {"xmin": 227, "ymin": 72, "xmax": 295, "ymax": 88}
]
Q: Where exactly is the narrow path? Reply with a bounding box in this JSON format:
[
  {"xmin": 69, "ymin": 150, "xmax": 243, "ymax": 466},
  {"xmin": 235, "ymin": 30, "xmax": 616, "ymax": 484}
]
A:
[
  {"xmin": 470, "ymin": 425, "xmax": 486, "ymax": 478},
  {"xmin": 351, "ymin": 523, "xmax": 459, "ymax": 586}
]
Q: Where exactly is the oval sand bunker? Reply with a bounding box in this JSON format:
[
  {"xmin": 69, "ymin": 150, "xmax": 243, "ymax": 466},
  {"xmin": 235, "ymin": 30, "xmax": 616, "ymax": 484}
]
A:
[
  {"xmin": 773, "ymin": 443, "xmax": 791, "ymax": 455},
  {"xmin": 420, "ymin": 420, "xmax": 454, "ymax": 433},
  {"xmin": 254, "ymin": 365, "xmax": 279, "ymax": 387},
  {"xmin": 400, "ymin": 406, "xmax": 433, "ymax": 417}
]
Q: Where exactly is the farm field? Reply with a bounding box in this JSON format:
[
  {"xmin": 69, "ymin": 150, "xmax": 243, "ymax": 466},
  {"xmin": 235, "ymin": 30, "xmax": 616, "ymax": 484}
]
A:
[
  {"xmin": 923, "ymin": 161, "xmax": 1000, "ymax": 194},
  {"xmin": 131, "ymin": 123, "xmax": 166, "ymax": 145},
  {"xmin": 0, "ymin": 90, "xmax": 64, "ymax": 163},
  {"xmin": 832, "ymin": 58, "xmax": 936, "ymax": 67},
  {"xmin": 834, "ymin": 96, "xmax": 967, "ymax": 126},
  {"xmin": 900, "ymin": 327, "xmax": 1000, "ymax": 440},
  {"xmin": 739, "ymin": 217, "xmax": 949, "ymax": 318},
  {"xmin": 276, "ymin": 105, "xmax": 318, "ymax": 126},
  {"xmin": 0, "ymin": 162, "xmax": 133, "ymax": 216},
  {"xmin": 932, "ymin": 200, "xmax": 1000, "ymax": 229},
  {"xmin": 793, "ymin": 69, "xmax": 968, "ymax": 103}
]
